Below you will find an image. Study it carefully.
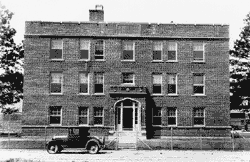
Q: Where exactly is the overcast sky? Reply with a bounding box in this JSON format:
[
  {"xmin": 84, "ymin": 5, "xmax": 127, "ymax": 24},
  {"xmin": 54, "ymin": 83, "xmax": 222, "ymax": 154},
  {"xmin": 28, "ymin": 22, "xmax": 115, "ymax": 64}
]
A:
[{"xmin": 1, "ymin": 0, "xmax": 250, "ymax": 48}]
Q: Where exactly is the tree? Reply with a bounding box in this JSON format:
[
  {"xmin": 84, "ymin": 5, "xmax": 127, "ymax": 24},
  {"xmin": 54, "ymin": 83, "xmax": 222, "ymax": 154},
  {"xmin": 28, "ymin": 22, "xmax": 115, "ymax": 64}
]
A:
[
  {"xmin": 0, "ymin": 2, "xmax": 24, "ymax": 114},
  {"xmin": 230, "ymin": 12, "xmax": 250, "ymax": 111}
]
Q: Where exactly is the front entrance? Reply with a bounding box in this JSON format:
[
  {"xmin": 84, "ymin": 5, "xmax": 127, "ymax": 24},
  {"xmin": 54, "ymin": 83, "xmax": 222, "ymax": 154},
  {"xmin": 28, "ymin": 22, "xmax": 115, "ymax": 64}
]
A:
[{"xmin": 115, "ymin": 98, "xmax": 140, "ymax": 132}]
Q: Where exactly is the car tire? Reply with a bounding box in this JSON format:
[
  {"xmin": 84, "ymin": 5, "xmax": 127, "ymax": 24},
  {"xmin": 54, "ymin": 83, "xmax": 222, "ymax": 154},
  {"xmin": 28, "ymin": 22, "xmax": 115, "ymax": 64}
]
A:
[
  {"xmin": 88, "ymin": 143, "xmax": 99, "ymax": 154},
  {"xmin": 47, "ymin": 144, "xmax": 60, "ymax": 154}
]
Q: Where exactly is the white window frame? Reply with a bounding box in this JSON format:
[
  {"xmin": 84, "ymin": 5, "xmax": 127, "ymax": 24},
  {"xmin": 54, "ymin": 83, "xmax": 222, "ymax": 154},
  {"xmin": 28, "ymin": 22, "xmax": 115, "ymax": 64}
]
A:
[
  {"xmin": 167, "ymin": 42, "xmax": 177, "ymax": 62},
  {"xmin": 94, "ymin": 40, "xmax": 105, "ymax": 61},
  {"xmin": 50, "ymin": 72, "xmax": 63, "ymax": 95},
  {"xmin": 152, "ymin": 41, "xmax": 163, "ymax": 62},
  {"xmin": 94, "ymin": 73, "xmax": 105, "ymax": 95},
  {"xmin": 193, "ymin": 108, "xmax": 205, "ymax": 126},
  {"xmin": 193, "ymin": 43, "xmax": 205, "ymax": 62},
  {"xmin": 167, "ymin": 74, "xmax": 178, "ymax": 95},
  {"xmin": 121, "ymin": 72, "xmax": 135, "ymax": 85},
  {"xmin": 193, "ymin": 74, "xmax": 205, "ymax": 96},
  {"xmin": 122, "ymin": 41, "xmax": 135, "ymax": 61},
  {"xmin": 79, "ymin": 39, "xmax": 90, "ymax": 61},
  {"xmin": 79, "ymin": 73, "xmax": 90, "ymax": 95},
  {"xmin": 152, "ymin": 107, "xmax": 162, "ymax": 126},
  {"xmin": 78, "ymin": 107, "xmax": 89, "ymax": 126},
  {"xmin": 49, "ymin": 106, "xmax": 62, "ymax": 126},
  {"xmin": 152, "ymin": 74, "xmax": 163, "ymax": 95},
  {"xmin": 94, "ymin": 107, "xmax": 104, "ymax": 126},
  {"xmin": 167, "ymin": 107, "xmax": 177, "ymax": 126},
  {"xmin": 50, "ymin": 39, "xmax": 63, "ymax": 60}
]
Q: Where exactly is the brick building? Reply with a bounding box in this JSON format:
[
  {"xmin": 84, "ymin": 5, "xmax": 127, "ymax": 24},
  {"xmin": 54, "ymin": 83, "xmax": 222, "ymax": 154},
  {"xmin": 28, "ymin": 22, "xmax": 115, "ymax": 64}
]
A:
[{"xmin": 23, "ymin": 5, "xmax": 230, "ymax": 138}]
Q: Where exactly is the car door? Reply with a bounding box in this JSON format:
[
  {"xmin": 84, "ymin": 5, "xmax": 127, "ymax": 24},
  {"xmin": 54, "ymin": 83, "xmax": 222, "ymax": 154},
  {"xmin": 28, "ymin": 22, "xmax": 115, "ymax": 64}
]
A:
[{"xmin": 67, "ymin": 128, "xmax": 81, "ymax": 148}]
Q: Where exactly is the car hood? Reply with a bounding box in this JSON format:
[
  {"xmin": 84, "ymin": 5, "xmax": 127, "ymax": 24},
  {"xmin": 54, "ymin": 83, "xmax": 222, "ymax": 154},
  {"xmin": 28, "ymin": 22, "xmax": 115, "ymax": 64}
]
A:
[{"xmin": 52, "ymin": 135, "xmax": 68, "ymax": 139}]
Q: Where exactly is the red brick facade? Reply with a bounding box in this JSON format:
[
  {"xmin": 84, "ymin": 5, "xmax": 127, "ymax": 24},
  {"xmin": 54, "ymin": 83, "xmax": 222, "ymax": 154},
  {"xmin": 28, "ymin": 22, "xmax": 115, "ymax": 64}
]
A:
[{"xmin": 23, "ymin": 7, "xmax": 230, "ymax": 138}]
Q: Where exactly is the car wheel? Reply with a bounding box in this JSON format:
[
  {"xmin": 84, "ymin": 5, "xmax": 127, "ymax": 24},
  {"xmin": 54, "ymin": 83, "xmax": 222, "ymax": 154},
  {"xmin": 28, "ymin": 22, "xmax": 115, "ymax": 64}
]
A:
[
  {"xmin": 47, "ymin": 144, "xmax": 59, "ymax": 154},
  {"xmin": 88, "ymin": 143, "xmax": 99, "ymax": 154}
]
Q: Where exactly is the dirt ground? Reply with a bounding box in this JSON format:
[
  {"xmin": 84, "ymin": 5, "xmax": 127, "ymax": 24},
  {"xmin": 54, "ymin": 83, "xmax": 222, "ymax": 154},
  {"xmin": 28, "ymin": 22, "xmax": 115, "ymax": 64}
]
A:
[{"xmin": 0, "ymin": 149, "xmax": 250, "ymax": 162}]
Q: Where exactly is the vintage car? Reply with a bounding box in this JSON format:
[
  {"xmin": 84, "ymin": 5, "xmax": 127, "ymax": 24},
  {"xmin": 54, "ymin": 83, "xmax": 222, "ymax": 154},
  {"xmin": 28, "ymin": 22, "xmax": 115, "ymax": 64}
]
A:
[{"xmin": 46, "ymin": 127, "xmax": 105, "ymax": 154}]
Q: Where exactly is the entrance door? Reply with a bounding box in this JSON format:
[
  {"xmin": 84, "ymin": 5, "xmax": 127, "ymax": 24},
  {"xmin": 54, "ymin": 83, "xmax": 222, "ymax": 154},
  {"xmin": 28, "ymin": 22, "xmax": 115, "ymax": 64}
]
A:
[{"xmin": 122, "ymin": 108, "xmax": 133, "ymax": 131}]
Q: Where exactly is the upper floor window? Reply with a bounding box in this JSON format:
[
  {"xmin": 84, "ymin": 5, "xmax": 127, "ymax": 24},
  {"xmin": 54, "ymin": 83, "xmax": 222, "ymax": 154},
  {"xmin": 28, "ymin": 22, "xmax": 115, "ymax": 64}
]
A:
[
  {"xmin": 94, "ymin": 40, "xmax": 104, "ymax": 60},
  {"xmin": 152, "ymin": 107, "xmax": 162, "ymax": 126},
  {"xmin": 80, "ymin": 39, "xmax": 90, "ymax": 60},
  {"xmin": 193, "ymin": 73, "xmax": 205, "ymax": 95},
  {"xmin": 50, "ymin": 39, "xmax": 63, "ymax": 60},
  {"xmin": 152, "ymin": 74, "xmax": 162, "ymax": 95},
  {"xmin": 49, "ymin": 106, "xmax": 62, "ymax": 125},
  {"xmin": 122, "ymin": 72, "xmax": 134, "ymax": 85},
  {"xmin": 122, "ymin": 41, "xmax": 134, "ymax": 61},
  {"xmin": 50, "ymin": 72, "xmax": 63, "ymax": 94},
  {"xmin": 94, "ymin": 73, "xmax": 104, "ymax": 94},
  {"xmin": 153, "ymin": 42, "xmax": 163, "ymax": 61},
  {"xmin": 79, "ymin": 72, "xmax": 89, "ymax": 94},
  {"xmin": 168, "ymin": 42, "xmax": 177, "ymax": 61},
  {"xmin": 193, "ymin": 43, "xmax": 204, "ymax": 62},
  {"xmin": 167, "ymin": 107, "xmax": 177, "ymax": 126},
  {"xmin": 193, "ymin": 107, "xmax": 205, "ymax": 126},
  {"xmin": 167, "ymin": 74, "xmax": 177, "ymax": 95},
  {"xmin": 78, "ymin": 107, "xmax": 89, "ymax": 125},
  {"xmin": 94, "ymin": 107, "xmax": 104, "ymax": 125}
]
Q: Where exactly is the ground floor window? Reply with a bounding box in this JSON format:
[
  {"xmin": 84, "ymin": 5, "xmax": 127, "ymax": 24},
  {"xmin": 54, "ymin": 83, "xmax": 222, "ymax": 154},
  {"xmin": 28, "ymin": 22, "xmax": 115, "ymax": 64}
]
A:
[
  {"xmin": 49, "ymin": 106, "xmax": 62, "ymax": 125},
  {"xmin": 152, "ymin": 107, "xmax": 162, "ymax": 126},
  {"xmin": 193, "ymin": 107, "xmax": 205, "ymax": 126},
  {"xmin": 168, "ymin": 107, "xmax": 177, "ymax": 126},
  {"xmin": 78, "ymin": 107, "xmax": 88, "ymax": 125},
  {"xmin": 94, "ymin": 107, "xmax": 104, "ymax": 125}
]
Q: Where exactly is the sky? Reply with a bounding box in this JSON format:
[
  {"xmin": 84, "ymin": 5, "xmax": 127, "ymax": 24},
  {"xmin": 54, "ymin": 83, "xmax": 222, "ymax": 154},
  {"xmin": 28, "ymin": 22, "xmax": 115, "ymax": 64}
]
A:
[{"xmin": 1, "ymin": 0, "xmax": 250, "ymax": 48}]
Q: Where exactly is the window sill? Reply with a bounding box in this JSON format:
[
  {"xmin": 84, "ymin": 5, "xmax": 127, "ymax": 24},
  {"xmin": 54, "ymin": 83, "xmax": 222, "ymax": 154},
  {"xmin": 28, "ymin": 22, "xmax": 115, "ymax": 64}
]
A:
[
  {"xmin": 50, "ymin": 59, "xmax": 64, "ymax": 61},
  {"xmin": 93, "ymin": 125, "xmax": 104, "ymax": 127},
  {"xmin": 152, "ymin": 60, "xmax": 164, "ymax": 62},
  {"xmin": 92, "ymin": 93, "xmax": 105, "ymax": 96},
  {"xmin": 50, "ymin": 93, "xmax": 63, "ymax": 96},
  {"xmin": 152, "ymin": 125, "xmax": 162, "ymax": 127},
  {"xmin": 192, "ymin": 61, "xmax": 205, "ymax": 63},
  {"xmin": 78, "ymin": 59, "xmax": 90, "ymax": 62},
  {"xmin": 152, "ymin": 94, "xmax": 164, "ymax": 96},
  {"xmin": 121, "ymin": 60, "xmax": 135, "ymax": 62},
  {"xmin": 121, "ymin": 83, "xmax": 135, "ymax": 86},
  {"xmin": 167, "ymin": 125, "xmax": 178, "ymax": 127},
  {"xmin": 166, "ymin": 60, "xmax": 178, "ymax": 62},
  {"xmin": 79, "ymin": 124, "xmax": 89, "ymax": 126},
  {"xmin": 167, "ymin": 94, "xmax": 178, "ymax": 96},
  {"xmin": 193, "ymin": 125, "xmax": 205, "ymax": 127},
  {"xmin": 191, "ymin": 94, "xmax": 206, "ymax": 97},
  {"xmin": 94, "ymin": 59, "xmax": 105, "ymax": 61},
  {"xmin": 78, "ymin": 93, "xmax": 90, "ymax": 96},
  {"xmin": 49, "ymin": 124, "xmax": 62, "ymax": 126}
]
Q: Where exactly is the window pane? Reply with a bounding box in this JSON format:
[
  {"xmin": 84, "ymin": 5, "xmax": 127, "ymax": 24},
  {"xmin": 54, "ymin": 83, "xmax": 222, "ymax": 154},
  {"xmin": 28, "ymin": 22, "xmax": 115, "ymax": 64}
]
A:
[
  {"xmin": 95, "ymin": 74, "xmax": 103, "ymax": 84},
  {"xmin": 79, "ymin": 107, "xmax": 88, "ymax": 116},
  {"xmin": 153, "ymin": 51, "xmax": 162, "ymax": 60},
  {"xmin": 50, "ymin": 49, "xmax": 62, "ymax": 59},
  {"xmin": 122, "ymin": 73, "xmax": 134, "ymax": 83},
  {"xmin": 79, "ymin": 117, "xmax": 88, "ymax": 125},
  {"xmin": 79, "ymin": 73, "xmax": 88, "ymax": 84},
  {"xmin": 51, "ymin": 39, "xmax": 62, "ymax": 49},
  {"xmin": 168, "ymin": 84, "xmax": 176, "ymax": 94},
  {"xmin": 94, "ymin": 84, "xmax": 103, "ymax": 93},
  {"xmin": 124, "ymin": 41, "xmax": 133, "ymax": 50},
  {"xmin": 80, "ymin": 50, "xmax": 89, "ymax": 59},
  {"xmin": 153, "ymin": 75, "xmax": 162, "ymax": 84},
  {"xmin": 168, "ymin": 75, "xmax": 176, "ymax": 84},
  {"xmin": 153, "ymin": 85, "xmax": 161, "ymax": 94},
  {"xmin": 194, "ymin": 51, "xmax": 203, "ymax": 60},
  {"xmin": 95, "ymin": 40, "xmax": 103, "ymax": 51},
  {"xmin": 80, "ymin": 40, "xmax": 90, "ymax": 50},
  {"xmin": 168, "ymin": 108, "xmax": 176, "ymax": 117},
  {"xmin": 94, "ymin": 117, "xmax": 103, "ymax": 125},
  {"xmin": 153, "ymin": 117, "xmax": 161, "ymax": 125},
  {"xmin": 94, "ymin": 108, "xmax": 103, "ymax": 116},
  {"xmin": 154, "ymin": 42, "xmax": 162, "ymax": 50},
  {"xmin": 168, "ymin": 117, "xmax": 176, "ymax": 125},
  {"xmin": 51, "ymin": 84, "xmax": 62, "ymax": 93},
  {"xmin": 168, "ymin": 51, "xmax": 176, "ymax": 60},
  {"xmin": 194, "ymin": 118, "xmax": 204, "ymax": 125},
  {"xmin": 168, "ymin": 42, "xmax": 176, "ymax": 51},
  {"xmin": 51, "ymin": 73, "xmax": 63, "ymax": 83},
  {"xmin": 194, "ymin": 43, "xmax": 203, "ymax": 51},
  {"xmin": 50, "ymin": 116, "xmax": 61, "ymax": 124},
  {"xmin": 80, "ymin": 84, "xmax": 88, "ymax": 93},
  {"xmin": 153, "ymin": 108, "xmax": 161, "ymax": 116},
  {"xmin": 123, "ymin": 51, "xmax": 134, "ymax": 60},
  {"xmin": 193, "ymin": 75, "xmax": 204, "ymax": 84},
  {"xmin": 193, "ymin": 86, "xmax": 204, "ymax": 94}
]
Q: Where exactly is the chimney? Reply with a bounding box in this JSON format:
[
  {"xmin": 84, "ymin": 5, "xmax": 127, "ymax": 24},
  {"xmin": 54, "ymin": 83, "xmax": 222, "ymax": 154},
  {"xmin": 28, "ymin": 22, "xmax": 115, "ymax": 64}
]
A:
[{"xmin": 89, "ymin": 5, "xmax": 104, "ymax": 22}]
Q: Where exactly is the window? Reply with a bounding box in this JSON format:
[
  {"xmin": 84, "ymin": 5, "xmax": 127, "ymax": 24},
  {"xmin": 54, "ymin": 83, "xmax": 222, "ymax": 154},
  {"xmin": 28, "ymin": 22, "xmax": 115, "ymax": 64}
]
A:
[
  {"xmin": 193, "ymin": 108, "xmax": 205, "ymax": 126},
  {"xmin": 152, "ymin": 107, "xmax": 162, "ymax": 126},
  {"xmin": 153, "ymin": 42, "xmax": 162, "ymax": 61},
  {"xmin": 122, "ymin": 73, "xmax": 134, "ymax": 85},
  {"xmin": 50, "ymin": 72, "xmax": 63, "ymax": 94},
  {"xmin": 152, "ymin": 74, "xmax": 162, "ymax": 94},
  {"xmin": 94, "ymin": 73, "xmax": 104, "ymax": 94},
  {"xmin": 122, "ymin": 41, "xmax": 134, "ymax": 61},
  {"xmin": 78, "ymin": 107, "xmax": 88, "ymax": 125},
  {"xmin": 193, "ymin": 43, "xmax": 204, "ymax": 62},
  {"xmin": 168, "ymin": 42, "xmax": 177, "ymax": 61},
  {"xmin": 193, "ymin": 74, "xmax": 205, "ymax": 95},
  {"xmin": 168, "ymin": 107, "xmax": 177, "ymax": 126},
  {"xmin": 94, "ymin": 40, "xmax": 104, "ymax": 60},
  {"xmin": 167, "ymin": 74, "xmax": 177, "ymax": 95},
  {"xmin": 79, "ymin": 73, "xmax": 89, "ymax": 94},
  {"xmin": 49, "ymin": 106, "xmax": 62, "ymax": 125},
  {"xmin": 50, "ymin": 39, "xmax": 63, "ymax": 60},
  {"xmin": 80, "ymin": 39, "xmax": 90, "ymax": 60},
  {"xmin": 94, "ymin": 107, "xmax": 104, "ymax": 125}
]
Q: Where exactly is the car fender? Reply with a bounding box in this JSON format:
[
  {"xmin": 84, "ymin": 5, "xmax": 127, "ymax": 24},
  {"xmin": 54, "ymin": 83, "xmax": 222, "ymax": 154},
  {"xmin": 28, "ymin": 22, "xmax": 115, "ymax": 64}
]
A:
[
  {"xmin": 46, "ymin": 140, "xmax": 64, "ymax": 150},
  {"xmin": 85, "ymin": 139, "xmax": 101, "ymax": 149}
]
